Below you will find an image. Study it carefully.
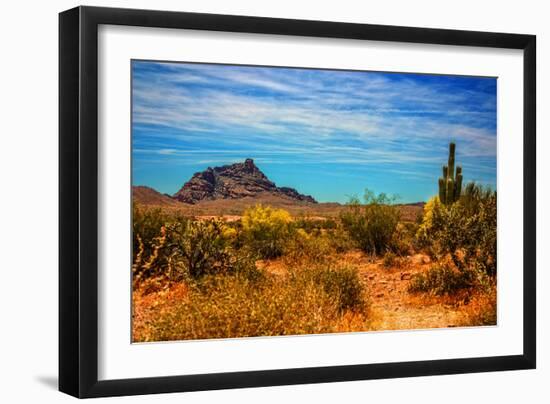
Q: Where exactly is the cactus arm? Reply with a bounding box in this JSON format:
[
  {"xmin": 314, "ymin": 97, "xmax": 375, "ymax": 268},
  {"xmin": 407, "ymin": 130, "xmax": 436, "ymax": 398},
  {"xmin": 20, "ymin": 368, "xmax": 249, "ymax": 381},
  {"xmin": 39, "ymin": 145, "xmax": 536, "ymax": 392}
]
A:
[
  {"xmin": 455, "ymin": 172, "xmax": 463, "ymax": 199},
  {"xmin": 438, "ymin": 177, "xmax": 446, "ymax": 203}
]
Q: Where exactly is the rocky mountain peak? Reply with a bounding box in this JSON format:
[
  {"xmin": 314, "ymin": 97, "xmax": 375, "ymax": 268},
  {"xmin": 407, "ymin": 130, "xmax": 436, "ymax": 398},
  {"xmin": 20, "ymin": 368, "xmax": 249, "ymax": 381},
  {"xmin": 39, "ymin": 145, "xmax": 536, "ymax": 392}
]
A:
[
  {"xmin": 243, "ymin": 158, "xmax": 256, "ymax": 172},
  {"xmin": 173, "ymin": 159, "xmax": 317, "ymax": 204}
]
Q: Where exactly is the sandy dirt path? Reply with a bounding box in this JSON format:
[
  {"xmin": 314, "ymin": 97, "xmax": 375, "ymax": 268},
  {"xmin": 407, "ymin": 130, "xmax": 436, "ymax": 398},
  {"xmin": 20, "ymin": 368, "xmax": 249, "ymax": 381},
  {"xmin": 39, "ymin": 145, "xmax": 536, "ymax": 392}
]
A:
[{"xmin": 341, "ymin": 252, "xmax": 472, "ymax": 331}]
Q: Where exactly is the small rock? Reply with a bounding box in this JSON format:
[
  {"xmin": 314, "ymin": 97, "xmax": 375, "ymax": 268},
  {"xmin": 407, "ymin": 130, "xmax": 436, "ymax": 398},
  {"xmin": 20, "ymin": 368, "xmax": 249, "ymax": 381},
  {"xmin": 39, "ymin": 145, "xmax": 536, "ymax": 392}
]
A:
[
  {"xmin": 368, "ymin": 275, "xmax": 376, "ymax": 280},
  {"xmin": 400, "ymin": 272, "xmax": 411, "ymax": 280},
  {"xmin": 375, "ymin": 293, "xmax": 385, "ymax": 298}
]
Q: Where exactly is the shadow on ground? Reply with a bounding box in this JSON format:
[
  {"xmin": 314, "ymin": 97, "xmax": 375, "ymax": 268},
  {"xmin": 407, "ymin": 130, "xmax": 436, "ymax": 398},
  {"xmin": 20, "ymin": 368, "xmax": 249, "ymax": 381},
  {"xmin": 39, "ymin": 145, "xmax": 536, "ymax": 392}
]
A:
[{"xmin": 35, "ymin": 375, "xmax": 58, "ymax": 390}]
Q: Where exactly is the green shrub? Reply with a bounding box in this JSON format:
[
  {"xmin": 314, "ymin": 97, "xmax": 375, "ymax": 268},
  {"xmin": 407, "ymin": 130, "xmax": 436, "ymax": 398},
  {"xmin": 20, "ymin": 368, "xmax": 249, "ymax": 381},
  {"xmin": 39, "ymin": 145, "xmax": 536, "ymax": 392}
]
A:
[
  {"xmin": 416, "ymin": 183, "xmax": 496, "ymax": 276},
  {"xmin": 340, "ymin": 190, "xmax": 400, "ymax": 255},
  {"xmin": 133, "ymin": 217, "xmax": 257, "ymax": 290},
  {"xmin": 166, "ymin": 219, "xmax": 235, "ymax": 278},
  {"xmin": 328, "ymin": 225, "xmax": 356, "ymax": 253},
  {"xmin": 461, "ymin": 182, "xmax": 496, "ymax": 214},
  {"xmin": 290, "ymin": 222, "xmax": 354, "ymax": 256},
  {"xmin": 132, "ymin": 224, "xmax": 170, "ymax": 288},
  {"xmin": 392, "ymin": 222, "xmax": 416, "ymax": 256},
  {"xmin": 283, "ymin": 229, "xmax": 334, "ymax": 265},
  {"xmin": 382, "ymin": 251, "xmax": 399, "ymax": 268},
  {"xmin": 294, "ymin": 217, "xmax": 337, "ymax": 232},
  {"xmin": 408, "ymin": 263, "xmax": 477, "ymax": 295},
  {"xmin": 311, "ymin": 265, "xmax": 365, "ymax": 312},
  {"xmin": 132, "ymin": 204, "xmax": 180, "ymax": 262},
  {"xmin": 241, "ymin": 204, "xmax": 294, "ymax": 259},
  {"xmin": 232, "ymin": 251, "xmax": 265, "ymax": 282}
]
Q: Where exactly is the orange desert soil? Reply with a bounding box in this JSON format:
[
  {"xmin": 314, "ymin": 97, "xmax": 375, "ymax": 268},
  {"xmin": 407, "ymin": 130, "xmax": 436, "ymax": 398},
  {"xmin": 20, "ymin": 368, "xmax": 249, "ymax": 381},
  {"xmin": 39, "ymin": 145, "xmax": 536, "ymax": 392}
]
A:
[
  {"xmin": 133, "ymin": 251, "xmax": 494, "ymax": 341},
  {"xmin": 260, "ymin": 251, "xmax": 488, "ymax": 331}
]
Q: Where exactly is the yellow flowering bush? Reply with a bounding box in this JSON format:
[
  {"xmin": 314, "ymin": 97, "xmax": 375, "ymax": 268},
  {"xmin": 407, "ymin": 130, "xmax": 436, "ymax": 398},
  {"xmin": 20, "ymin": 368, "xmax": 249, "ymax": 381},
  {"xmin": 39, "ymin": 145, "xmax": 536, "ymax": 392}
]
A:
[
  {"xmin": 415, "ymin": 196, "xmax": 442, "ymax": 248},
  {"xmin": 241, "ymin": 204, "xmax": 294, "ymax": 258}
]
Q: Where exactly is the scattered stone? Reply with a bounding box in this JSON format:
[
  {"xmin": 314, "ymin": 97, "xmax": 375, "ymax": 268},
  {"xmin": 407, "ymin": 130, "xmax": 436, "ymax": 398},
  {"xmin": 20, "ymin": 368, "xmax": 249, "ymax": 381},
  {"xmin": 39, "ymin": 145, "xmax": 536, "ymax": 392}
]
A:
[
  {"xmin": 375, "ymin": 293, "xmax": 385, "ymax": 298},
  {"xmin": 400, "ymin": 272, "xmax": 411, "ymax": 280}
]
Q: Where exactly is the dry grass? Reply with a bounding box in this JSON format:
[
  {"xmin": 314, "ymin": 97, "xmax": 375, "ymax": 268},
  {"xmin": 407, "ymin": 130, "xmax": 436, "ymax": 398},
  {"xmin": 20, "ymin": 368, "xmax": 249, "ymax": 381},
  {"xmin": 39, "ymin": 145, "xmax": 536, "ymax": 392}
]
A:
[
  {"xmin": 131, "ymin": 200, "xmax": 496, "ymax": 342},
  {"xmin": 132, "ymin": 249, "xmax": 496, "ymax": 342},
  {"xmin": 133, "ymin": 263, "xmax": 370, "ymax": 342}
]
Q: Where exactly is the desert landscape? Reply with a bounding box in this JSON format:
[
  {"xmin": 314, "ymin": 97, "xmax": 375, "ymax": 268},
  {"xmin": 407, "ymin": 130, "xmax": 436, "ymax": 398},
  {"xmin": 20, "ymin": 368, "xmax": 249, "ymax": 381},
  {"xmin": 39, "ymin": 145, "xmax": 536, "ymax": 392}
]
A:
[
  {"xmin": 131, "ymin": 146, "xmax": 497, "ymax": 342},
  {"xmin": 130, "ymin": 60, "xmax": 497, "ymax": 342}
]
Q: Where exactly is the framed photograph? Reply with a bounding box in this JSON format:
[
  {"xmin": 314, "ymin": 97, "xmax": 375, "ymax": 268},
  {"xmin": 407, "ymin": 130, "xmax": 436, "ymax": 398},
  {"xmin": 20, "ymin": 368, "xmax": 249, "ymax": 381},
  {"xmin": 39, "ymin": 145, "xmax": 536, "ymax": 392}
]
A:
[{"xmin": 59, "ymin": 6, "xmax": 536, "ymax": 398}]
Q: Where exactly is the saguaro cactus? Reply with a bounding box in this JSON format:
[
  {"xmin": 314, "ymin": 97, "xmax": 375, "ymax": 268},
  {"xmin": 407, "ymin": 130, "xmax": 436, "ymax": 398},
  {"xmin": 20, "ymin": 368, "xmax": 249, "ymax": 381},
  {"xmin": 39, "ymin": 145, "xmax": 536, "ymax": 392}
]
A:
[{"xmin": 438, "ymin": 142, "xmax": 463, "ymax": 205}]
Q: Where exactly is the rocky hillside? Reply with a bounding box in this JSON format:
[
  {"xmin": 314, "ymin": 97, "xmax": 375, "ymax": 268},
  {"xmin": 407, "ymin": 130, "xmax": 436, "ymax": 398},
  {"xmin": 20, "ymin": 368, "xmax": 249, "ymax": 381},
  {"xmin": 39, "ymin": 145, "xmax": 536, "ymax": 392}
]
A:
[{"xmin": 173, "ymin": 158, "xmax": 317, "ymax": 204}]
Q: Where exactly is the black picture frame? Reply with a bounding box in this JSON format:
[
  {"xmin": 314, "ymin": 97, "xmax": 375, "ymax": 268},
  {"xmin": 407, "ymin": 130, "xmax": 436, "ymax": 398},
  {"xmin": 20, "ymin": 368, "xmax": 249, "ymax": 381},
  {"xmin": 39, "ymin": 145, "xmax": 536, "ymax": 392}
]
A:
[{"xmin": 59, "ymin": 5, "xmax": 536, "ymax": 398}]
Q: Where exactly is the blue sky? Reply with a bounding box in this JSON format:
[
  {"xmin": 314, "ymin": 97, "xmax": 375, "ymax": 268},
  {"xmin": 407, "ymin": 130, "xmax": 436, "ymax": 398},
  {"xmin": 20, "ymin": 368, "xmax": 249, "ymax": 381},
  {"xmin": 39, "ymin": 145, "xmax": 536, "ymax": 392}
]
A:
[{"xmin": 132, "ymin": 60, "xmax": 497, "ymax": 203}]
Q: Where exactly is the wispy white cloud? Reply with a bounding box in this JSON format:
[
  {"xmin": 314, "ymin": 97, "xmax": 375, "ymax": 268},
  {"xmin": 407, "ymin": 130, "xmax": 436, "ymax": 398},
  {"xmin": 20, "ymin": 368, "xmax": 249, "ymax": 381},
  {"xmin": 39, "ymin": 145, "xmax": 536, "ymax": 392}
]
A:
[{"xmin": 131, "ymin": 61, "xmax": 497, "ymax": 201}]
